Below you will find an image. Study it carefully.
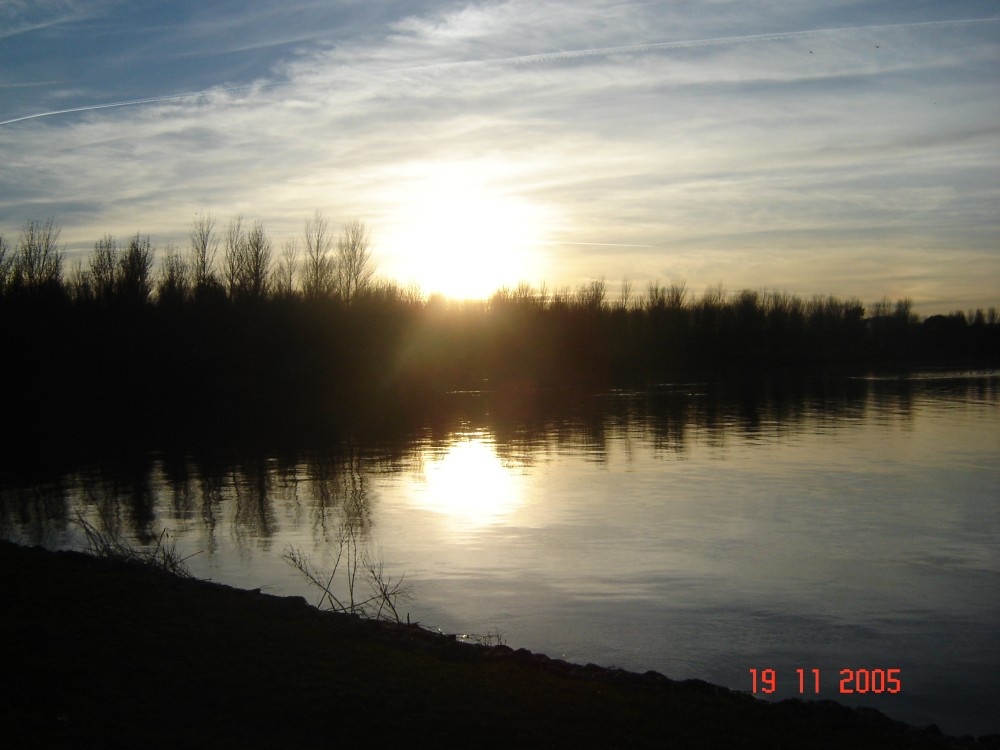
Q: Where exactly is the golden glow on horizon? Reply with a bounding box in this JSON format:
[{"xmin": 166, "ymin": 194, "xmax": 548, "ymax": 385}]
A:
[
  {"xmin": 410, "ymin": 435, "xmax": 523, "ymax": 533},
  {"xmin": 381, "ymin": 162, "xmax": 550, "ymax": 300}
]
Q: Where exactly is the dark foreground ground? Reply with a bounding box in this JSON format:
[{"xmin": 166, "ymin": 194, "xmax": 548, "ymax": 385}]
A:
[{"xmin": 2, "ymin": 541, "xmax": 996, "ymax": 750}]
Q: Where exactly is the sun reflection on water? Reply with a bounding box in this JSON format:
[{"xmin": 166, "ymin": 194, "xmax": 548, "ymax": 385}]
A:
[{"xmin": 409, "ymin": 433, "xmax": 523, "ymax": 534}]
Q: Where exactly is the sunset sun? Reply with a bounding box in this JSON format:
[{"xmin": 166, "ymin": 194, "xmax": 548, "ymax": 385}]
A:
[{"xmin": 381, "ymin": 162, "xmax": 550, "ymax": 300}]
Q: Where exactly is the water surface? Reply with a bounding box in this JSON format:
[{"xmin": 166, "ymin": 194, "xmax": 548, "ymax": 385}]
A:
[{"xmin": 3, "ymin": 373, "xmax": 998, "ymax": 735}]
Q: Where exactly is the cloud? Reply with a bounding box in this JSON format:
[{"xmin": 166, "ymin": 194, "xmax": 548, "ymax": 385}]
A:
[
  {"xmin": 0, "ymin": 0, "xmax": 117, "ymax": 40},
  {"xmin": 385, "ymin": 16, "xmax": 1000, "ymax": 74},
  {"xmin": 0, "ymin": 0, "xmax": 997, "ymax": 311}
]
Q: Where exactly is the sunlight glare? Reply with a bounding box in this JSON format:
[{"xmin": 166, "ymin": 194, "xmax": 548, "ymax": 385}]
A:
[
  {"xmin": 380, "ymin": 162, "xmax": 550, "ymax": 300},
  {"xmin": 410, "ymin": 435, "xmax": 523, "ymax": 533}
]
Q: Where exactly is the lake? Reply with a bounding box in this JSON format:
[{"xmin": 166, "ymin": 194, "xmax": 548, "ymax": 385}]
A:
[{"xmin": 2, "ymin": 371, "xmax": 998, "ymax": 736}]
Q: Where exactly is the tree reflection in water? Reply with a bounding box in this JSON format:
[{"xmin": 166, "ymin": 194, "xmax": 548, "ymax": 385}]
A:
[{"xmin": 1, "ymin": 374, "xmax": 989, "ymax": 557}]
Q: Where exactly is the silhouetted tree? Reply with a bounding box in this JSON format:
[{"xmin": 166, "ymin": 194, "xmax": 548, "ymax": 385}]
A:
[
  {"xmin": 894, "ymin": 298, "xmax": 917, "ymax": 325},
  {"xmin": 156, "ymin": 245, "xmax": 190, "ymax": 306},
  {"xmin": 90, "ymin": 234, "xmax": 119, "ymax": 302},
  {"xmin": 618, "ymin": 278, "xmax": 633, "ymax": 311},
  {"xmin": 10, "ymin": 219, "xmax": 63, "ymax": 294},
  {"xmin": 66, "ymin": 259, "xmax": 94, "ymax": 303},
  {"xmin": 189, "ymin": 213, "xmax": 219, "ymax": 290},
  {"xmin": 645, "ymin": 281, "xmax": 666, "ymax": 311},
  {"xmin": 222, "ymin": 216, "xmax": 272, "ymax": 302},
  {"xmin": 666, "ymin": 280, "xmax": 687, "ymax": 310},
  {"xmin": 242, "ymin": 220, "xmax": 272, "ymax": 301},
  {"xmin": 117, "ymin": 233, "xmax": 155, "ymax": 305},
  {"xmin": 763, "ymin": 291, "xmax": 805, "ymax": 364},
  {"xmin": 577, "ymin": 278, "xmax": 606, "ymax": 310},
  {"xmin": 869, "ymin": 297, "xmax": 891, "ymax": 319},
  {"xmin": 273, "ymin": 238, "xmax": 298, "ymax": 298},
  {"xmin": 303, "ymin": 210, "xmax": 335, "ymax": 299},
  {"xmin": 644, "ymin": 280, "xmax": 688, "ymax": 311},
  {"xmin": 2, "ymin": 208, "xmax": 998, "ymax": 451},
  {"xmin": 336, "ymin": 218, "xmax": 374, "ymax": 303},
  {"xmin": 0, "ymin": 233, "xmax": 11, "ymax": 295},
  {"xmin": 223, "ymin": 215, "xmax": 246, "ymax": 300}
]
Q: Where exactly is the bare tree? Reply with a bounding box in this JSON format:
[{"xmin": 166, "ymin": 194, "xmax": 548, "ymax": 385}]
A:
[
  {"xmin": 303, "ymin": 210, "xmax": 335, "ymax": 299},
  {"xmin": 645, "ymin": 281, "xmax": 666, "ymax": 310},
  {"xmin": 647, "ymin": 280, "xmax": 688, "ymax": 311},
  {"xmin": 242, "ymin": 219, "xmax": 272, "ymax": 300},
  {"xmin": 118, "ymin": 233, "xmax": 155, "ymax": 304},
  {"xmin": 189, "ymin": 213, "xmax": 219, "ymax": 289},
  {"xmin": 222, "ymin": 216, "xmax": 273, "ymax": 301},
  {"xmin": 66, "ymin": 259, "xmax": 94, "ymax": 303},
  {"xmin": 223, "ymin": 215, "xmax": 246, "ymax": 300},
  {"xmin": 666, "ymin": 280, "xmax": 687, "ymax": 310},
  {"xmin": 701, "ymin": 283, "xmax": 726, "ymax": 309},
  {"xmin": 894, "ymin": 297, "xmax": 916, "ymax": 324},
  {"xmin": 273, "ymin": 237, "xmax": 298, "ymax": 298},
  {"xmin": 869, "ymin": 297, "xmax": 891, "ymax": 319},
  {"xmin": 0, "ymin": 233, "xmax": 11, "ymax": 294},
  {"xmin": 576, "ymin": 277, "xmax": 606, "ymax": 310},
  {"xmin": 550, "ymin": 285, "xmax": 572, "ymax": 310},
  {"xmin": 11, "ymin": 218, "xmax": 63, "ymax": 291},
  {"xmin": 514, "ymin": 282, "xmax": 536, "ymax": 305},
  {"xmin": 156, "ymin": 244, "xmax": 190, "ymax": 305},
  {"xmin": 90, "ymin": 234, "xmax": 118, "ymax": 302},
  {"xmin": 618, "ymin": 277, "xmax": 633, "ymax": 311},
  {"xmin": 336, "ymin": 218, "xmax": 374, "ymax": 303},
  {"xmin": 537, "ymin": 281, "xmax": 549, "ymax": 309}
]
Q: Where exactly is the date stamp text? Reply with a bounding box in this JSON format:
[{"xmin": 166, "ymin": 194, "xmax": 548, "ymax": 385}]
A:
[{"xmin": 748, "ymin": 668, "xmax": 902, "ymax": 695}]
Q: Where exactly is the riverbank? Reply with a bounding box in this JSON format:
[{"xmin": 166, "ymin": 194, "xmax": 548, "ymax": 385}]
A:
[{"xmin": 1, "ymin": 540, "xmax": 994, "ymax": 749}]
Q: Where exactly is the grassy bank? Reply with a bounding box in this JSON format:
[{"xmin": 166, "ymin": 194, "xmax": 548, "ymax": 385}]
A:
[{"xmin": 2, "ymin": 541, "xmax": 993, "ymax": 749}]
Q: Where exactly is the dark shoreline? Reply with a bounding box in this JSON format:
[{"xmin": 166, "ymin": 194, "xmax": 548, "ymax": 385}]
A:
[
  {"xmin": 4, "ymin": 269, "xmax": 997, "ymax": 461},
  {"xmin": 3, "ymin": 541, "xmax": 995, "ymax": 749}
]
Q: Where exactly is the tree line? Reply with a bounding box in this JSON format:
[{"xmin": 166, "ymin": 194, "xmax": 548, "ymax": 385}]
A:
[
  {"xmin": 0, "ymin": 213, "xmax": 376, "ymax": 306},
  {"xmin": 1, "ymin": 215, "xmax": 997, "ymax": 452}
]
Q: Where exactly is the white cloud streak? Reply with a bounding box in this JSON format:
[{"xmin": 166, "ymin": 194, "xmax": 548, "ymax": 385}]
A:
[
  {"xmin": 0, "ymin": 82, "xmax": 289, "ymax": 126},
  {"xmin": 1, "ymin": 1, "xmax": 997, "ymax": 311},
  {"xmin": 385, "ymin": 16, "xmax": 1000, "ymax": 72},
  {"xmin": 0, "ymin": 0, "xmax": 118, "ymax": 40},
  {"xmin": 9, "ymin": 13, "xmax": 994, "ymax": 127}
]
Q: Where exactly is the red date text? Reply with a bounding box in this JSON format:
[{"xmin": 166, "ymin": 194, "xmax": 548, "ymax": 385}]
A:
[{"xmin": 749, "ymin": 667, "xmax": 902, "ymax": 695}]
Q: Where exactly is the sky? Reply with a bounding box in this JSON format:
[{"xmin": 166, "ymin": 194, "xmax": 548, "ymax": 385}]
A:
[{"xmin": 1, "ymin": 0, "xmax": 998, "ymax": 311}]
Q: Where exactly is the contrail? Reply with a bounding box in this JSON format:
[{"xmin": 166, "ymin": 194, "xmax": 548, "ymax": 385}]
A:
[
  {"xmin": 0, "ymin": 92, "xmax": 210, "ymax": 126},
  {"xmin": 389, "ymin": 16, "xmax": 1000, "ymax": 72},
  {"xmin": 0, "ymin": 81, "xmax": 287, "ymax": 127}
]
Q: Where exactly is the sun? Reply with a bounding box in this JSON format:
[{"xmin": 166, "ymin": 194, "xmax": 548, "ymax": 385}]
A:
[{"xmin": 380, "ymin": 161, "xmax": 550, "ymax": 300}]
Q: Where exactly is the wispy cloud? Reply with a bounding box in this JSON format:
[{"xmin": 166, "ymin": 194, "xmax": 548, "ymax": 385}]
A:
[
  {"xmin": 0, "ymin": 0, "xmax": 113, "ymax": 40},
  {"xmin": 7, "ymin": 13, "xmax": 994, "ymax": 126},
  {"xmin": 384, "ymin": 16, "xmax": 1000, "ymax": 73},
  {"xmin": 1, "ymin": 0, "xmax": 997, "ymax": 310}
]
